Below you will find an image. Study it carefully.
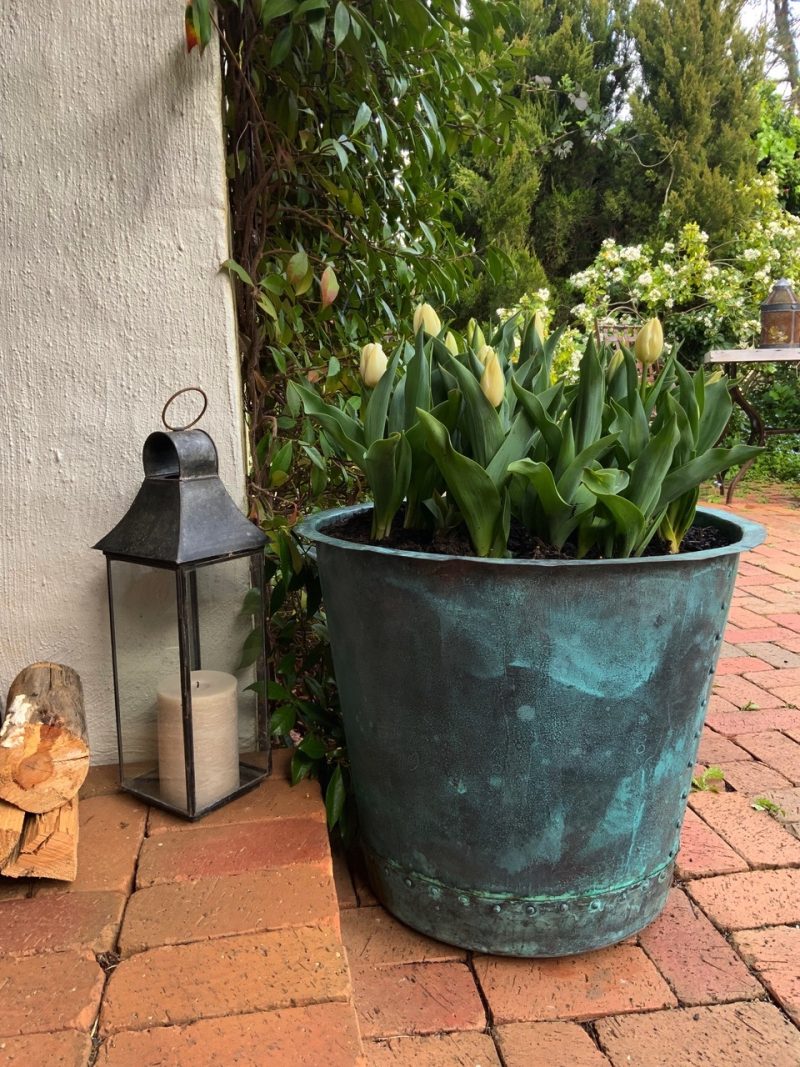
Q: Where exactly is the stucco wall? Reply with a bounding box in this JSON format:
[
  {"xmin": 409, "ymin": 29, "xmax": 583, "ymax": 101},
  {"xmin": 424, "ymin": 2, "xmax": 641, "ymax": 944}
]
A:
[{"xmin": 0, "ymin": 3, "xmax": 246, "ymax": 763}]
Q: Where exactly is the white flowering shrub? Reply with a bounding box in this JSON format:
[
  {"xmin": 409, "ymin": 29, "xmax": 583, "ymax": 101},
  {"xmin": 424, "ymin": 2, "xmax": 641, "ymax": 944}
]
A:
[{"xmin": 568, "ymin": 174, "xmax": 800, "ymax": 364}]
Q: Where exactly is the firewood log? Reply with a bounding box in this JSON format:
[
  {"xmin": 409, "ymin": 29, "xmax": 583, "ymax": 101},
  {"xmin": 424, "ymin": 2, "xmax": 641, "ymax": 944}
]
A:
[
  {"xmin": 1, "ymin": 797, "xmax": 78, "ymax": 881},
  {"xmin": 0, "ymin": 663, "xmax": 89, "ymax": 813}
]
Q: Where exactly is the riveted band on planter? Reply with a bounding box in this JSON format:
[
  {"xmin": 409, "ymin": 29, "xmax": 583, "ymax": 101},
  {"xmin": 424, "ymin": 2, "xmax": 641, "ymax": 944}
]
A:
[{"xmin": 298, "ymin": 505, "xmax": 765, "ymax": 957}]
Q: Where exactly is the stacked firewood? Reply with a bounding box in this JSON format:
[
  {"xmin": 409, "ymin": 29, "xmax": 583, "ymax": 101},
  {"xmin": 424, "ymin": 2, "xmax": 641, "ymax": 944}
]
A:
[{"xmin": 0, "ymin": 663, "xmax": 88, "ymax": 881}]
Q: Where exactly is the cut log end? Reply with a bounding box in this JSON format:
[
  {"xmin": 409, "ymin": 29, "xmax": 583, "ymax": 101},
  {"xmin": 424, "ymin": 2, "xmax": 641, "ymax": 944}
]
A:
[{"xmin": 1, "ymin": 663, "xmax": 89, "ymax": 813}]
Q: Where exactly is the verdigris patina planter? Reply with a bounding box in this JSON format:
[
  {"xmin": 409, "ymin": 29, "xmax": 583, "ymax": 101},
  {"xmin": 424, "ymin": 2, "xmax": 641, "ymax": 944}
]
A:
[{"xmin": 298, "ymin": 504, "xmax": 764, "ymax": 956}]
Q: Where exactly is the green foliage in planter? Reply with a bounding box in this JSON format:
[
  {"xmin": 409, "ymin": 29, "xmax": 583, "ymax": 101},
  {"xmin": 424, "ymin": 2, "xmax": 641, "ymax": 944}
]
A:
[{"xmin": 298, "ymin": 308, "xmax": 762, "ymax": 558}]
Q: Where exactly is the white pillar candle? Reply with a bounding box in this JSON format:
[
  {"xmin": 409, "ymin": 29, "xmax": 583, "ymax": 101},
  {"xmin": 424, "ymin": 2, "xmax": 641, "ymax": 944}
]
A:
[{"xmin": 156, "ymin": 669, "xmax": 240, "ymax": 811}]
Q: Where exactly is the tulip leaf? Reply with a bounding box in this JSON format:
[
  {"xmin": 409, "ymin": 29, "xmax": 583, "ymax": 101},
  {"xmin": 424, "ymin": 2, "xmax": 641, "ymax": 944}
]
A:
[
  {"xmin": 595, "ymin": 493, "xmax": 647, "ymax": 558},
  {"xmin": 696, "ymin": 379, "xmax": 733, "ymax": 453},
  {"xmin": 581, "ymin": 467, "xmax": 629, "ymax": 496},
  {"xmin": 433, "ymin": 348, "xmax": 504, "ymax": 467},
  {"xmin": 508, "ymin": 460, "xmax": 593, "ymax": 549},
  {"xmin": 365, "ymin": 432, "xmax": 412, "ymax": 539},
  {"xmin": 417, "ymin": 410, "xmax": 504, "ymax": 557},
  {"xmin": 511, "ymin": 379, "xmax": 562, "ymax": 458},
  {"xmin": 404, "ymin": 328, "xmax": 432, "ymax": 430},
  {"xmin": 625, "ymin": 415, "xmax": 680, "ymax": 517},
  {"xmin": 572, "ymin": 341, "xmax": 604, "ymax": 451},
  {"xmin": 364, "ymin": 343, "xmax": 403, "ymax": 447},
  {"xmin": 658, "ymin": 445, "xmax": 763, "ymax": 510}
]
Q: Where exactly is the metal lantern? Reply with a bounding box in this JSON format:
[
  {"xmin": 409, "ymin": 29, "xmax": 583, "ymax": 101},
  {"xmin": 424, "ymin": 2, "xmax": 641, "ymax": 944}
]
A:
[
  {"xmin": 94, "ymin": 392, "xmax": 269, "ymax": 819},
  {"xmin": 760, "ymin": 279, "xmax": 800, "ymax": 348}
]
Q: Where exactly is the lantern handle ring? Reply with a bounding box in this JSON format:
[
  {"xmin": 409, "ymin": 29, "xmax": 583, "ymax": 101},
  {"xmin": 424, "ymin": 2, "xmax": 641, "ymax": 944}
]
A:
[{"xmin": 161, "ymin": 387, "xmax": 209, "ymax": 432}]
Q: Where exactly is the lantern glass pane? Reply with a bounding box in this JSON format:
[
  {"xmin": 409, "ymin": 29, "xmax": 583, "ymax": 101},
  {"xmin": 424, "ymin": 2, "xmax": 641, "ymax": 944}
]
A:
[
  {"xmin": 108, "ymin": 560, "xmax": 182, "ymax": 801},
  {"xmin": 184, "ymin": 554, "xmax": 266, "ymax": 779}
]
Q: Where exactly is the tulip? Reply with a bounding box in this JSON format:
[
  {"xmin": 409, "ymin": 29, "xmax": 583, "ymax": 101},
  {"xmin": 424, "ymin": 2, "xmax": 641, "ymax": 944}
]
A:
[
  {"xmin": 477, "ymin": 344, "xmax": 495, "ymax": 366},
  {"xmin": 480, "ymin": 352, "xmax": 505, "ymax": 408},
  {"xmin": 359, "ymin": 342, "xmax": 388, "ymax": 387},
  {"xmin": 467, "ymin": 319, "xmax": 485, "ymax": 350},
  {"xmin": 533, "ymin": 310, "xmax": 547, "ymax": 344},
  {"xmin": 634, "ymin": 318, "xmax": 663, "ymax": 366},
  {"xmin": 413, "ymin": 303, "xmax": 441, "ymax": 337},
  {"xmin": 444, "ymin": 331, "xmax": 459, "ymax": 355}
]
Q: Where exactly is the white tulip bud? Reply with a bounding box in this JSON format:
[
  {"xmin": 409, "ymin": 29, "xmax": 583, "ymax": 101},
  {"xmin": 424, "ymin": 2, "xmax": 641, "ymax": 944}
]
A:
[
  {"xmin": 477, "ymin": 344, "xmax": 495, "ymax": 366},
  {"xmin": 444, "ymin": 331, "xmax": 459, "ymax": 355},
  {"xmin": 359, "ymin": 342, "xmax": 388, "ymax": 387},
  {"xmin": 480, "ymin": 352, "xmax": 505, "ymax": 408},
  {"xmin": 413, "ymin": 303, "xmax": 441, "ymax": 336},
  {"xmin": 634, "ymin": 318, "xmax": 664, "ymax": 366}
]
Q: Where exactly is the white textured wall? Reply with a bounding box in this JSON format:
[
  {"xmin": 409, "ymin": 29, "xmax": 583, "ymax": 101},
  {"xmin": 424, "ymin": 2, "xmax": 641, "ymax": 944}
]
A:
[{"xmin": 0, "ymin": 2, "xmax": 246, "ymax": 762}]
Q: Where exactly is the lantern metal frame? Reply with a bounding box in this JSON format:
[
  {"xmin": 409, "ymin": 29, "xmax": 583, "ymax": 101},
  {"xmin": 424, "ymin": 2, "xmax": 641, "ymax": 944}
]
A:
[{"xmin": 95, "ymin": 426, "xmax": 270, "ymax": 820}]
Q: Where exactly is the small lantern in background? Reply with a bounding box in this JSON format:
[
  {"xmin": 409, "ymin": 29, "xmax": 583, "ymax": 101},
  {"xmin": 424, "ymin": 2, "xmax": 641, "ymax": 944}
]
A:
[
  {"xmin": 760, "ymin": 279, "xmax": 800, "ymax": 348},
  {"xmin": 94, "ymin": 389, "xmax": 269, "ymax": 819}
]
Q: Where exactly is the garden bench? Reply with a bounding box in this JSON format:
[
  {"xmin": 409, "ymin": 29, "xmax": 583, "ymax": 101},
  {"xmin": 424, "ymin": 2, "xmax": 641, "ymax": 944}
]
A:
[{"xmin": 705, "ymin": 347, "xmax": 800, "ymax": 502}]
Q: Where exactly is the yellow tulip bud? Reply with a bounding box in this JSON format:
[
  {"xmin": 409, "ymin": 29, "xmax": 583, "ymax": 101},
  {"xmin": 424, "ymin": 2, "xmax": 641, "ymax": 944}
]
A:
[
  {"xmin": 359, "ymin": 342, "xmax": 388, "ymax": 387},
  {"xmin": 444, "ymin": 331, "xmax": 459, "ymax": 355},
  {"xmin": 477, "ymin": 344, "xmax": 495, "ymax": 366},
  {"xmin": 634, "ymin": 318, "xmax": 664, "ymax": 366},
  {"xmin": 467, "ymin": 319, "xmax": 485, "ymax": 350},
  {"xmin": 413, "ymin": 303, "xmax": 441, "ymax": 336},
  {"xmin": 533, "ymin": 310, "xmax": 547, "ymax": 343},
  {"xmin": 480, "ymin": 352, "xmax": 505, "ymax": 408}
]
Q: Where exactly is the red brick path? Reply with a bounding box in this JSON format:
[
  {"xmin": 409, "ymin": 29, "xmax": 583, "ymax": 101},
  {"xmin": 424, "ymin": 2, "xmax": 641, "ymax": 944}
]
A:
[
  {"xmin": 0, "ymin": 749, "xmax": 364, "ymax": 1065},
  {"xmin": 0, "ymin": 496, "xmax": 798, "ymax": 1065}
]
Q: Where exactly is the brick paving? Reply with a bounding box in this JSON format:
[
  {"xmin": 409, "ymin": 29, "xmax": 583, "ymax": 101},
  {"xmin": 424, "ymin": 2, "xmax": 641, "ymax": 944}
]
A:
[
  {"xmin": 0, "ymin": 494, "xmax": 798, "ymax": 1065},
  {"xmin": 0, "ymin": 748, "xmax": 365, "ymax": 1065}
]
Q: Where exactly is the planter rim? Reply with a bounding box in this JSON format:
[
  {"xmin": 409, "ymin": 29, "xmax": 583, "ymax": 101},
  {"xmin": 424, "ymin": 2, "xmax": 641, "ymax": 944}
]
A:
[{"xmin": 296, "ymin": 504, "xmax": 765, "ymax": 568}]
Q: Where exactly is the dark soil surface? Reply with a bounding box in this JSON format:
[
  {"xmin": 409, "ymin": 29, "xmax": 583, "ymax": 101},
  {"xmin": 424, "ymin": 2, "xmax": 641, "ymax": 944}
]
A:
[{"xmin": 329, "ymin": 508, "xmax": 734, "ymax": 560}]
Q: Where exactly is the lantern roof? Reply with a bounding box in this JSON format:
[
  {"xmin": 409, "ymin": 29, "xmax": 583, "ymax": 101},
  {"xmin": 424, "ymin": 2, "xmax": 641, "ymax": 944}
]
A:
[
  {"xmin": 761, "ymin": 279, "xmax": 800, "ymax": 309},
  {"xmin": 94, "ymin": 430, "xmax": 266, "ymax": 566}
]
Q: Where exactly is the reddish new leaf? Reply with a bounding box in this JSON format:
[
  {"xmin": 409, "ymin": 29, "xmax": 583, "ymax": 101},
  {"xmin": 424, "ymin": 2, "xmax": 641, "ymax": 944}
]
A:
[
  {"xmin": 185, "ymin": 5, "xmax": 200, "ymax": 52},
  {"xmin": 320, "ymin": 265, "xmax": 339, "ymax": 308}
]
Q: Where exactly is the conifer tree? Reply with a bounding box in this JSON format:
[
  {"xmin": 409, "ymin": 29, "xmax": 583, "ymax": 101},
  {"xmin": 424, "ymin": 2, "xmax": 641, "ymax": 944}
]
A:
[{"xmin": 629, "ymin": 0, "xmax": 764, "ymax": 244}]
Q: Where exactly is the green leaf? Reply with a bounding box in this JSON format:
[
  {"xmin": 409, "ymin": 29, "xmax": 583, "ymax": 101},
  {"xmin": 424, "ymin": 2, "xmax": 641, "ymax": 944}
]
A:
[
  {"xmin": 352, "ymin": 101, "xmax": 371, "ymax": 136},
  {"xmin": 333, "ymin": 1, "xmax": 350, "ymax": 46},
  {"xmin": 240, "ymin": 587, "xmax": 262, "ymax": 615},
  {"xmin": 696, "ymin": 379, "xmax": 734, "ymax": 453},
  {"xmin": 287, "ymin": 250, "xmax": 309, "ymax": 289},
  {"xmin": 221, "ymin": 259, "xmax": 255, "ymax": 287},
  {"xmin": 291, "ymin": 750, "xmax": 317, "ymax": 785},
  {"xmin": 238, "ymin": 628, "xmax": 263, "ymax": 669},
  {"xmin": 261, "ymin": 0, "xmax": 297, "ymax": 24},
  {"xmin": 290, "ymin": 381, "xmax": 365, "ymax": 466},
  {"xmin": 625, "ymin": 416, "xmax": 680, "ymax": 518},
  {"xmin": 298, "ymin": 733, "xmax": 326, "ymax": 759},
  {"xmin": 270, "ymin": 705, "xmax": 297, "ymax": 736},
  {"xmin": 270, "ymin": 24, "xmax": 294, "ymax": 65},
  {"xmin": 572, "ymin": 341, "xmax": 604, "ymax": 451},
  {"xmin": 404, "ymin": 329, "xmax": 432, "ymax": 431},
  {"xmin": 325, "ymin": 765, "xmax": 346, "ymax": 828},
  {"xmin": 595, "ymin": 494, "xmax": 647, "ymax": 558},
  {"xmin": 581, "ymin": 467, "xmax": 629, "ymax": 496},
  {"xmin": 417, "ymin": 410, "xmax": 505, "ymax": 557},
  {"xmin": 658, "ymin": 445, "xmax": 763, "ymax": 509},
  {"xmin": 271, "ymin": 440, "xmax": 293, "ymax": 474},
  {"xmin": 364, "ymin": 433, "xmax": 412, "ymax": 539},
  {"xmin": 508, "ymin": 459, "xmax": 592, "ymax": 548}
]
